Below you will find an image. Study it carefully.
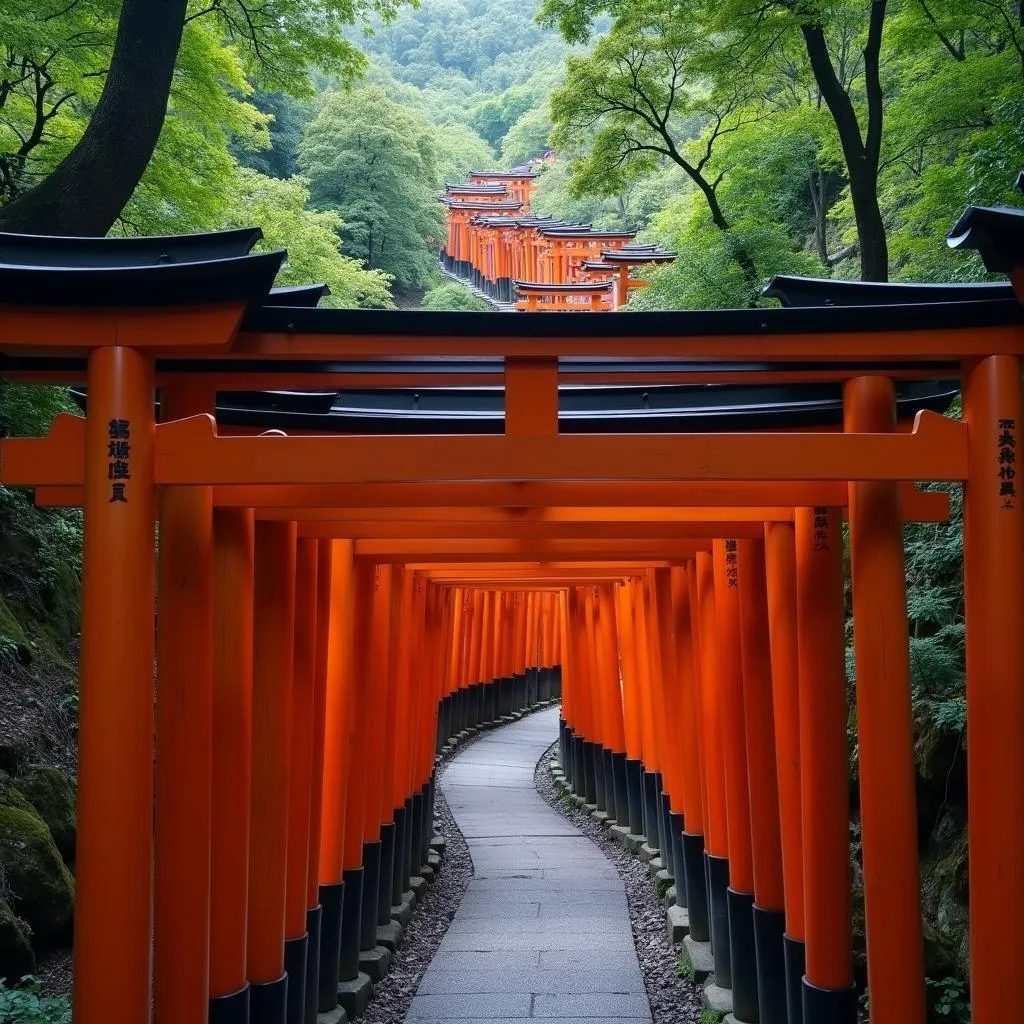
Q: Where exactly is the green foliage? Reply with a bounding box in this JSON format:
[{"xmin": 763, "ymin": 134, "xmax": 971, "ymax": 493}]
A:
[
  {"xmin": 540, "ymin": 0, "xmax": 1024, "ymax": 291},
  {"xmin": 223, "ymin": 169, "xmax": 395, "ymax": 308},
  {"xmin": 500, "ymin": 107, "xmax": 553, "ymax": 166},
  {"xmin": 299, "ymin": 88, "xmax": 446, "ymax": 290},
  {"xmin": 435, "ymin": 123, "xmax": 499, "ymax": 184},
  {"xmin": 231, "ymin": 91, "xmax": 312, "ymax": 180},
  {"xmin": 421, "ymin": 282, "xmax": 491, "ymax": 311},
  {"xmin": 926, "ymin": 976, "xmax": 970, "ymax": 1023},
  {"xmin": 676, "ymin": 946, "xmax": 692, "ymax": 979},
  {"xmin": 0, "ymin": 385, "xmax": 83, "ymax": 659},
  {"xmin": 0, "ymin": 978, "xmax": 70, "ymax": 1024},
  {"xmin": 699, "ymin": 1009, "xmax": 723, "ymax": 1024}
]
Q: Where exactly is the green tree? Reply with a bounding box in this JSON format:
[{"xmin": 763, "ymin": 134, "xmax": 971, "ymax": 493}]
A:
[
  {"xmin": 231, "ymin": 91, "xmax": 311, "ymax": 180},
  {"xmin": 224, "ymin": 169, "xmax": 394, "ymax": 308},
  {"xmin": 549, "ymin": 0, "xmax": 766, "ymax": 297},
  {"xmin": 435, "ymin": 123, "xmax": 498, "ymax": 183},
  {"xmin": 299, "ymin": 87, "xmax": 446, "ymax": 291},
  {"xmin": 500, "ymin": 107, "xmax": 552, "ymax": 166},
  {"xmin": 421, "ymin": 281, "xmax": 491, "ymax": 310},
  {"xmin": 0, "ymin": 0, "xmax": 409, "ymax": 235}
]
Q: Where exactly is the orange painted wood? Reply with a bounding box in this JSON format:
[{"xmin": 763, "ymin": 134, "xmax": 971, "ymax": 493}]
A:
[{"xmin": 73, "ymin": 346, "xmax": 156, "ymax": 1024}]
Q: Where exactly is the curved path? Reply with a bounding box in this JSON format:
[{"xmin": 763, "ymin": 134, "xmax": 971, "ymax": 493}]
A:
[{"xmin": 408, "ymin": 706, "xmax": 653, "ymax": 1024}]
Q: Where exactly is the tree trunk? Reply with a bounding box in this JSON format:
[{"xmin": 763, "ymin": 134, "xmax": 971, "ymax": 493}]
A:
[
  {"xmin": 0, "ymin": 0, "xmax": 188, "ymax": 236},
  {"xmin": 810, "ymin": 169, "xmax": 828, "ymax": 265},
  {"xmin": 846, "ymin": 153, "xmax": 889, "ymax": 281},
  {"xmin": 799, "ymin": 3, "xmax": 890, "ymax": 281}
]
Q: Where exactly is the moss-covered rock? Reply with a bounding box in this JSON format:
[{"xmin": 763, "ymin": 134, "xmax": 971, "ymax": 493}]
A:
[
  {"xmin": 0, "ymin": 773, "xmax": 33, "ymax": 816},
  {"xmin": 0, "ymin": 894, "xmax": 35, "ymax": 982},
  {"xmin": 18, "ymin": 769, "xmax": 76, "ymax": 866},
  {"xmin": 0, "ymin": 806, "xmax": 73, "ymax": 948}
]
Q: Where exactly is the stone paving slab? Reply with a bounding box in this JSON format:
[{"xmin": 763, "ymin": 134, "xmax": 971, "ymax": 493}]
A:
[{"xmin": 409, "ymin": 708, "xmax": 652, "ymax": 1023}]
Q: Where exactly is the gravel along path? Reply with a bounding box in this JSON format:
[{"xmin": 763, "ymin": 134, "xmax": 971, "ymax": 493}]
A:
[{"xmin": 534, "ymin": 738, "xmax": 703, "ymax": 1024}]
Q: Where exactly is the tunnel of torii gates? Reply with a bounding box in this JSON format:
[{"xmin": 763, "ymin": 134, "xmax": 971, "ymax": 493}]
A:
[
  {"xmin": 0, "ymin": 195, "xmax": 1022, "ymax": 1024},
  {"xmin": 440, "ymin": 170, "xmax": 678, "ymax": 310}
]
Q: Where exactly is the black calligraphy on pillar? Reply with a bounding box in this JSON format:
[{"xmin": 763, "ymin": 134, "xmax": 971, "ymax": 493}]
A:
[
  {"xmin": 107, "ymin": 419, "xmax": 131, "ymax": 503},
  {"xmin": 725, "ymin": 539, "xmax": 738, "ymax": 588},
  {"xmin": 812, "ymin": 506, "xmax": 829, "ymax": 551},
  {"xmin": 998, "ymin": 418, "xmax": 1017, "ymax": 510}
]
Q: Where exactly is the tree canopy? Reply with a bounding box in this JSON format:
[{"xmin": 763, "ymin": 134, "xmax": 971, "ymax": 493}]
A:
[{"xmin": 299, "ymin": 87, "xmax": 446, "ymax": 292}]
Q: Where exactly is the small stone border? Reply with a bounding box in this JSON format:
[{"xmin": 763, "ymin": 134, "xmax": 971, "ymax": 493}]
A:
[
  {"xmin": 359, "ymin": 699, "xmax": 563, "ymax": 1023},
  {"xmin": 533, "ymin": 739, "xmax": 704, "ymax": 1024}
]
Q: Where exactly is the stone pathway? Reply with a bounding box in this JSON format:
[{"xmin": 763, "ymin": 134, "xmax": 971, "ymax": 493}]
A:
[{"xmin": 408, "ymin": 707, "xmax": 653, "ymax": 1023}]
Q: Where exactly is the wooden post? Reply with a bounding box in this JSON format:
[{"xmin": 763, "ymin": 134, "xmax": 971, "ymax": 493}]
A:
[
  {"xmin": 697, "ymin": 550, "xmax": 731, "ymax": 987},
  {"xmin": 74, "ymin": 346, "xmax": 156, "ymax": 1024},
  {"xmin": 795, "ymin": 507, "xmax": 855, "ymax": 1022},
  {"xmin": 963, "ymin": 355, "xmax": 1024, "ymax": 1024},
  {"xmin": 714, "ymin": 538, "xmax": 757, "ymax": 1020},
  {"xmin": 283, "ymin": 539, "xmax": 318, "ymax": 1024},
  {"xmin": 843, "ymin": 376, "xmax": 925, "ymax": 1024},
  {"xmin": 248, "ymin": 520, "xmax": 298, "ymax": 1022},
  {"xmin": 764, "ymin": 522, "xmax": 806, "ymax": 1024},
  {"xmin": 738, "ymin": 537, "xmax": 787, "ymax": 1024},
  {"xmin": 210, "ymin": 507, "xmax": 255, "ymax": 1016},
  {"xmin": 155, "ymin": 382, "xmax": 215, "ymax": 1024}
]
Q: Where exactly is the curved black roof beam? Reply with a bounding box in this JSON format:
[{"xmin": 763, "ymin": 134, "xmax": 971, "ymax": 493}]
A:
[
  {"xmin": 0, "ymin": 251, "xmax": 286, "ymax": 308},
  {"xmin": 266, "ymin": 283, "xmax": 330, "ymax": 308},
  {"xmin": 67, "ymin": 377, "xmax": 957, "ymax": 435},
  {"xmin": 242, "ymin": 298, "xmax": 1024, "ymax": 337},
  {"xmin": 763, "ymin": 274, "xmax": 1014, "ymax": 307},
  {"xmin": 947, "ymin": 205, "xmax": 1024, "ymax": 274},
  {"xmin": 0, "ymin": 227, "xmax": 262, "ymax": 268}
]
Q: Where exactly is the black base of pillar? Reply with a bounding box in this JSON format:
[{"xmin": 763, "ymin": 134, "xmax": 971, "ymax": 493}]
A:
[
  {"xmin": 707, "ymin": 853, "xmax": 732, "ymax": 988},
  {"xmin": 753, "ymin": 906, "xmax": 787, "ymax": 1024},
  {"xmin": 626, "ymin": 758, "xmax": 644, "ymax": 836},
  {"xmin": 801, "ymin": 978, "xmax": 857, "ymax": 1024},
  {"xmin": 403, "ymin": 795, "xmax": 415, "ymax": 884},
  {"xmin": 410, "ymin": 793, "xmax": 425, "ymax": 879},
  {"xmin": 250, "ymin": 974, "xmax": 287, "ymax": 1024},
  {"xmin": 784, "ymin": 934, "xmax": 806, "ymax": 1024},
  {"xmin": 552, "ymin": 665, "xmax": 563, "ymax": 698},
  {"xmin": 602, "ymin": 747, "xmax": 616, "ymax": 820},
  {"xmin": 612, "ymin": 752, "xmax": 628, "ymax": 827},
  {"xmin": 392, "ymin": 807, "xmax": 407, "ymax": 906},
  {"xmin": 682, "ymin": 832, "xmax": 709, "ymax": 940},
  {"xmin": 378, "ymin": 823, "xmax": 396, "ymax": 926},
  {"xmin": 340, "ymin": 868, "xmax": 364, "ymax": 981},
  {"xmin": 583, "ymin": 741, "xmax": 599, "ymax": 805},
  {"xmin": 573, "ymin": 735, "xmax": 586, "ymax": 795},
  {"xmin": 642, "ymin": 771, "xmax": 661, "ymax": 851},
  {"xmin": 659, "ymin": 790, "xmax": 673, "ymax": 877},
  {"xmin": 284, "ymin": 933, "xmax": 308, "ymax": 1024},
  {"xmin": 727, "ymin": 889, "xmax": 758, "ymax": 1022},
  {"xmin": 360, "ymin": 842, "xmax": 381, "ymax": 951},
  {"xmin": 593, "ymin": 742, "xmax": 607, "ymax": 811},
  {"xmin": 304, "ymin": 905, "xmax": 321, "ymax": 1024},
  {"xmin": 668, "ymin": 812, "xmax": 686, "ymax": 902},
  {"xmin": 317, "ymin": 882, "xmax": 344, "ymax": 1012},
  {"xmin": 210, "ymin": 985, "xmax": 250, "ymax": 1024}
]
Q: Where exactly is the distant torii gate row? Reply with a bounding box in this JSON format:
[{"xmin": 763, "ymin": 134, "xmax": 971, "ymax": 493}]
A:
[
  {"xmin": 0, "ymin": 193, "xmax": 1022, "ymax": 1024},
  {"xmin": 440, "ymin": 170, "xmax": 676, "ymax": 309}
]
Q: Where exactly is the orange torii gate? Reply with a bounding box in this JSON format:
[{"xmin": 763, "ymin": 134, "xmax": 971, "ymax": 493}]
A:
[
  {"xmin": 0, "ymin": 195, "xmax": 1022, "ymax": 1024},
  {"xmin": 439, "ymin": 169, "xmax": 677, "ymax": 311}
]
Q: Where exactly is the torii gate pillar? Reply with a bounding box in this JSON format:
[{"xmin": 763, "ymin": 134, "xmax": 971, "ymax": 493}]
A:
[{"xmin": 75, "ymin": 345, "xmax": 157, "ymax": 1024}]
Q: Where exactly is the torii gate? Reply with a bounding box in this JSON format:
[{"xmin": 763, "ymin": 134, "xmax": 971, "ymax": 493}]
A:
[{"xmin": 0, "ymin": 203, "xmax": 1022, "ymax": 1024}]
